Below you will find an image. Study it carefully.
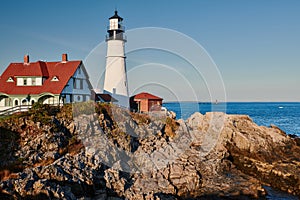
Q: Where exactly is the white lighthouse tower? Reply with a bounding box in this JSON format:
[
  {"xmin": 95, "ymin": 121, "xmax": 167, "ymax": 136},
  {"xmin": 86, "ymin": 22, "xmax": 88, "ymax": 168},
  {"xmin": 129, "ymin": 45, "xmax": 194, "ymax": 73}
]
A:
[{"xmin": 103, "ymin": 10, "xmax": 129, "ymax": 108}]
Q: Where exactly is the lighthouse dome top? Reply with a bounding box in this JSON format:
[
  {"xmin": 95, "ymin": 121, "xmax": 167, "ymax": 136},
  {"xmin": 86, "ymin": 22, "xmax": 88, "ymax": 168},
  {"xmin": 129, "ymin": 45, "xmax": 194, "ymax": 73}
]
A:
[{"xmin": 109, "ymin": 10, "xmax": 123, "ymax": 21}]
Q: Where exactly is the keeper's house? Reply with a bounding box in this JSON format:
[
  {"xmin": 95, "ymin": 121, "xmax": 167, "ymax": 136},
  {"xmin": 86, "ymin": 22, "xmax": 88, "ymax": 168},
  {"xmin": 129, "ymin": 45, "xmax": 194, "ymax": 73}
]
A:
[{"xmin": 0, "ymin": 54, "xmax": 92, "ymax": 111}]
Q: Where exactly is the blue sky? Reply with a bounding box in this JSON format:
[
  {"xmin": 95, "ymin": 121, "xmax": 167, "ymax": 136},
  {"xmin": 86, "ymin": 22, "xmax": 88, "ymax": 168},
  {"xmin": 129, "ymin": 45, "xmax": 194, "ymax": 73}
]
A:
[{"xmin": 0, "ymin": 0, "xmax": 299, "ymax": 102}]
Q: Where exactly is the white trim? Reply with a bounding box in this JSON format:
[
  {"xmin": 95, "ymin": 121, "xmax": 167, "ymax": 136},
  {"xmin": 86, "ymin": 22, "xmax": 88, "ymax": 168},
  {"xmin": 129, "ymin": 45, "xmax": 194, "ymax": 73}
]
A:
[
  {"xmin": 38, "ymin": 92, "xmax": 55, "ymax": 97},
  {"xmin": 6, "ymin": 77, "xmax": 14, "ymax": 82},
  {"xmin": 51, "ymin": 76, "xmax": 59, "ymax": 81}
]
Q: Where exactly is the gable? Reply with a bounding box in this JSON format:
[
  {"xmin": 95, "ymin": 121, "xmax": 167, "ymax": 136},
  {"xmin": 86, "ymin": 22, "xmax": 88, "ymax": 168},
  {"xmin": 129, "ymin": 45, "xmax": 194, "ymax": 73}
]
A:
[{"xmin": 72, "ymin": 63, "xmax": 92, "ymax": 89}]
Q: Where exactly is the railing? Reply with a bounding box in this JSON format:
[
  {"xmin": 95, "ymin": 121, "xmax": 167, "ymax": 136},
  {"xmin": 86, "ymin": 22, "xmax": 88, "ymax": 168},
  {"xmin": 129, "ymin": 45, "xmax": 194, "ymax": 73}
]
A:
[
  {"xmin": 106, "ymin": 34, "xmax": 127, "ymax": 42},
  {"xmin": 107, "ymin": 25, "xmax": 125, "ymax": 31},
  {"xmin": 0, "ymin": 102, "xmax": 63, "ymax": 117},
  {"xmin": 0, "ymin": 105, "xmax": 32, "ymax": 117}
]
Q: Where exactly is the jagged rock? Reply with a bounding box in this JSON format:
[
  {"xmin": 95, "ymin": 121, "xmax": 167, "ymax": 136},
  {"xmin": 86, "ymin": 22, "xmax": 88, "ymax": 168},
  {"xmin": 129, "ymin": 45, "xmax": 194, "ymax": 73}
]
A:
[
  {"xmin": 167, "ymin": 110, "xmax": 176, "ymax": 119},
  {"xmin": 0, "ymin": 104, "xmax": 299, "ymax": 199}
]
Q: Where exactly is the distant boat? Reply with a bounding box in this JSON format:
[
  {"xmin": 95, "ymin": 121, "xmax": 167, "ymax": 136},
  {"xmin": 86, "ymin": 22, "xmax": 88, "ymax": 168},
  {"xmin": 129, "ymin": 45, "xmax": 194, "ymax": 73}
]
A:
[{"xmin": 278, "ymin": 106, "xmax": 283, "ymax": 109}]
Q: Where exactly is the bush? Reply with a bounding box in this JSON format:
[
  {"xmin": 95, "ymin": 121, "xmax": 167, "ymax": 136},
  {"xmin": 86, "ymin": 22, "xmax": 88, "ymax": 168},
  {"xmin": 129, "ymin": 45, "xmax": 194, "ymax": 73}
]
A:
[
  {"xmin": 72, "ymin": 101, "xmax": 95, "ymax": 117},
  {"xmin": 164, "ymin": 117, "xmax": 179, "ymax": 138}
]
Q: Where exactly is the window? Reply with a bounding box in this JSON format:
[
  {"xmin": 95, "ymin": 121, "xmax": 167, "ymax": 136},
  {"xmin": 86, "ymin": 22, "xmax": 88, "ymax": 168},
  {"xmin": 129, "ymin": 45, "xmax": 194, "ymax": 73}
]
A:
[
  {"xmin": 22, "ymin": 99, "xmax": 27, "ymax": 105},
  {"xmin": 23, "ymin": 78, "xmax": 27, "ymax": 86},
  {"xmin": 78, "ymin": 67, "xmax": 81, "ymax": 74},
  {"xmin": 5, "ymin": 98, "xmax": 11, "ymax": 106},
  {"xmin": 80, "ymin": 80, "xmax": 83, "ymax": 89},
  {"xmin": 6, "ymin": 77, "xmax": 14, "ymax": 82},
  {"xmin": 51, "ymin": 76, "xmax": 59, "ymax": 82},
  {"xmin": 32, "ymin": 78, "xmax": 36, "ymax": 85},
  {"xmin": 73, "ymin": 78, "xmax": 77, "ymax": 89},
  {"xmin": 14, "ymin": 100, "xmax": 18, "ymax": 106}
]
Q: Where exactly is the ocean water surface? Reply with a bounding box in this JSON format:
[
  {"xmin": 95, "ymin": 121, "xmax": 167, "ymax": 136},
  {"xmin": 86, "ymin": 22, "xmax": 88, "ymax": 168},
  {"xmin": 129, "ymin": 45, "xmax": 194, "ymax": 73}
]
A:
[{"xmin": 163, "ymin": 102, "xmax": 300, "ymax": 137}]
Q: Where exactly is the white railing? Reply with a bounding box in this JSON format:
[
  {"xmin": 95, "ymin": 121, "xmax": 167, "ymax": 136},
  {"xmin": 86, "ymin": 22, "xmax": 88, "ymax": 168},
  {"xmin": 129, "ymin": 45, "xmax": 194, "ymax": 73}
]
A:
[
  {"xmin": 0, "ymin": 103, "xmax": 62, "ymax": 117},
  {"xmin": 0, "ymin": 105, "xmax": 32, "ymax": 116},
  {"xmin": 105, "ymin": 34, "xmax": 127, "ymax": 42},
  {"xmin": 107, "ymin": 25, "xmax": 125, "ymax": 31}
]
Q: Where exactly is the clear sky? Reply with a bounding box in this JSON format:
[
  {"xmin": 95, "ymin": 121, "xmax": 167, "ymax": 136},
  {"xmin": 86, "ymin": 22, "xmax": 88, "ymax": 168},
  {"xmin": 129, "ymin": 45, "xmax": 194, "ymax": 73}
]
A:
[{"xmin": 0, "ymin": 0, "xmax": 299, "ymax": 102}]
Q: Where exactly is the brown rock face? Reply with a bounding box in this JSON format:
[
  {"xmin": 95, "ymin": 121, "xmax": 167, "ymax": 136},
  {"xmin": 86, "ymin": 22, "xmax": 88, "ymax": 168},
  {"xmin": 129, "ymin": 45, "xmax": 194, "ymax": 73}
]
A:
[
  {"xmin": 223, "ymin": 115, "xmax": 300, "ymax": 196},
  {"xmin": 0, "ymin": 104, "xmax": 299, "ymax": 199}
]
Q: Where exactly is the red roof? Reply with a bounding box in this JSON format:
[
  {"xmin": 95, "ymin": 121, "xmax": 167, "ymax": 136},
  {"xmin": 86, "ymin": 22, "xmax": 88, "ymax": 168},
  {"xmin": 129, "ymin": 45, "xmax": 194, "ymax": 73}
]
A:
[
  {"xmin": 91, "ymin": 90, "xmax": 118, "ymax": 102},
  {"xmin": 0, "ymin": 60, "xmax": 82, "ymax": 95},
  {"xmin": 98, "ymin": 94, "xmax": 118, "ymax": 102},
  {"xmin": 133, "ymin": 92, "xmax": 163, "ymax": 100}
]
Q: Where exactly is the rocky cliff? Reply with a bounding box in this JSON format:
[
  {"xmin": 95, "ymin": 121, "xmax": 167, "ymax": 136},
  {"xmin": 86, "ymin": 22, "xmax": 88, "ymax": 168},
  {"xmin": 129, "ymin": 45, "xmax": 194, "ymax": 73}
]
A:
[{"xmin": 0, "ymin": 103, "xmax": 299, "ymax": 199}]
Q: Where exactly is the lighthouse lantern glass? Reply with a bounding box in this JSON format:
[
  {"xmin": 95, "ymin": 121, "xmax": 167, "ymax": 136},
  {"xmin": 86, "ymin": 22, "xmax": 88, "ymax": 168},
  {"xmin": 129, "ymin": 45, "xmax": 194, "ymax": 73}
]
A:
[{"xmin": 110, "ymin": 19, "xmax": 119, "ymax": 30}]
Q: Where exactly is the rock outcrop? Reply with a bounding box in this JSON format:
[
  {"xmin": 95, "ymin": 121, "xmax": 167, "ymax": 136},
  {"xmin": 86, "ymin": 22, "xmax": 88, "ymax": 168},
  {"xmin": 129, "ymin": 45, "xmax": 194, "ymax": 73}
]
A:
[{"xmin": 0, "ymin": 103, "xmax": 299, "ymax": 199}]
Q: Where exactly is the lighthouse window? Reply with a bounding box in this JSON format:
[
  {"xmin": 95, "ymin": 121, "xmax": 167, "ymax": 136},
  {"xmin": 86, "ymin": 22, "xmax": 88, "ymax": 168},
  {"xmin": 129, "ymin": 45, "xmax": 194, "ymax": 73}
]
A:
[
  {"xmin": 23, "ymin": 78, "xmax": 27, "ymax": 86},
  {"xmin": 110, "ymin": 19, "xmax": 118, "ymax": 29}
]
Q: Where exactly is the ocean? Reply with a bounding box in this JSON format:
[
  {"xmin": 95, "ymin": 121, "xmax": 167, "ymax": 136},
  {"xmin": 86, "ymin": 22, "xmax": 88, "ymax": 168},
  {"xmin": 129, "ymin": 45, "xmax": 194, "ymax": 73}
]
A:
[{"xmin": 163, "ymin": 102, "xmax": 300, "ymax": 137}]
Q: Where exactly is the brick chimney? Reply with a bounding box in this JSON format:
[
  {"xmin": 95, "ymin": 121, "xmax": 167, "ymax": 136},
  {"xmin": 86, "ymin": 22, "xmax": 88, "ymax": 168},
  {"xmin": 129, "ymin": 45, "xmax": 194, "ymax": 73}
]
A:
[
  {"xmin": 62, "ymin": 53, "xmax": 68, "ymax": 62},
  {"xmin": 24, "ymin": 55, "xmax": 29, "ymax": 64}
]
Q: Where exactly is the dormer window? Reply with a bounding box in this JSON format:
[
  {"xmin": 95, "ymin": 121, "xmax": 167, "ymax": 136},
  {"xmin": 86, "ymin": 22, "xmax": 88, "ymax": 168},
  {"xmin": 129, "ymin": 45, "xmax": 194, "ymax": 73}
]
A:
[
  {"xmin": 51, "ymin": 76, "xmax": 59, "ymax": 81},
  {"xmin": 32, "ymin": 78, "xmax": 36, "ymax": 85},
  {"xmin": 6, "ymin": 77, "xmax": 14, "ymax": 82}
]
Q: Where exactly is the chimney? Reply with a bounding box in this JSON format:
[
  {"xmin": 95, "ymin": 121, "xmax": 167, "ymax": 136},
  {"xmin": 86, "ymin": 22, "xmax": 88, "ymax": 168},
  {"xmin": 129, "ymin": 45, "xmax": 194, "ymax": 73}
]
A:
[
  {"xmin": 24, "ymin": 54, "xmax": 29, "ymax": 64},
  {"xmin": 62, "ymin": 53, "xmax": 68, "ymax": 62}
]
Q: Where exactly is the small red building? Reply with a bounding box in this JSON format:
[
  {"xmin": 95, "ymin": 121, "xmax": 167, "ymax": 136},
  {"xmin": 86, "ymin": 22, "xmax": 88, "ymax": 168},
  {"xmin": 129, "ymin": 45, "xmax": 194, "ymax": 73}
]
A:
[{"xmin": 130, "ymin": 92, "xmax": 163, "ymax": 112}]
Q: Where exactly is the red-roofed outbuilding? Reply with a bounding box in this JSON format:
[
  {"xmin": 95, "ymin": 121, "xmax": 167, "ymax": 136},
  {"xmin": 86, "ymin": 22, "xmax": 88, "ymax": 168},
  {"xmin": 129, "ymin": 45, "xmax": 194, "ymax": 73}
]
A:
[
  {"xmin": 130, "ymin": 92, "xmax": 163, "ymax": 112},
  {"xmin": 0, "ymin": 54, "xmax": 92, "ymax": 111}
]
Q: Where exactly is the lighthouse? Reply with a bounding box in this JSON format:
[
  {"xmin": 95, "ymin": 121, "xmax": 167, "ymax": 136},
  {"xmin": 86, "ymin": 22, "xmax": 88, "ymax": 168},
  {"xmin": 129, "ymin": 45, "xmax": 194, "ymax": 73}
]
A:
[{"xmin": 103, "ymin": 10, "xmax": 129, "ymax": 108}]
